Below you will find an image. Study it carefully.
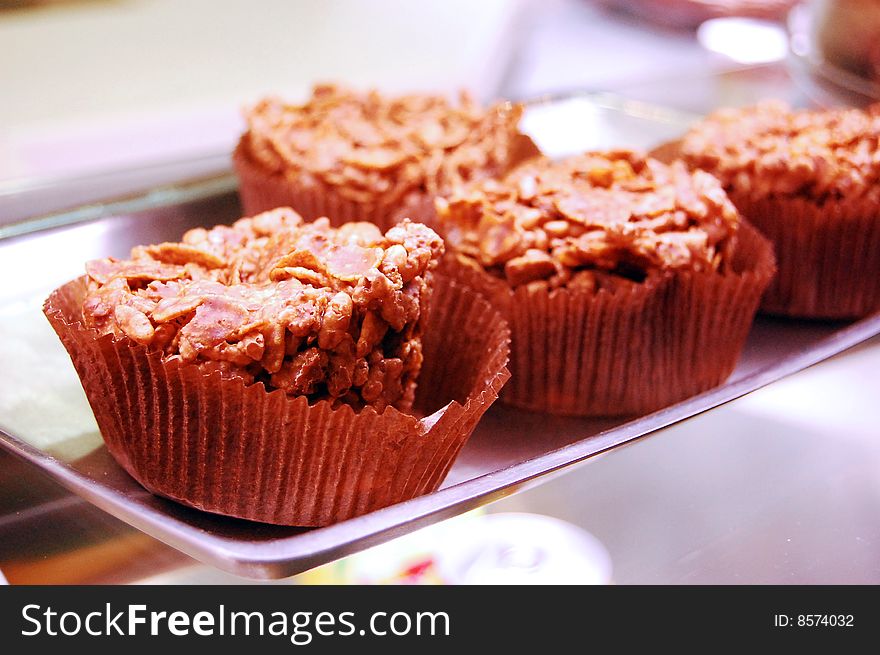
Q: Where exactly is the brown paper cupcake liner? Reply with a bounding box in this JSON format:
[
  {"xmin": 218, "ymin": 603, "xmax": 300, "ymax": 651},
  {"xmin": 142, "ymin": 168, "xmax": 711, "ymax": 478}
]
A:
[
  {"xmin": 43, "ymin": 274, "xmax": 510, "ymax": 527},
  {"xmin": 646, "ymin": 138, "xmax": 683, "ymax": 166},
  {"xmin": 386, "ymin": 192, "xmax": 442, "ymax": 233},
  {"xmin": 729, "ymin": 192, "xmax": 880, "ymax": 319},
  {"xmin": 441, "ymin": 222, "xmax": 775, "ymax": 416},
  {"xmin": 233, "ymin": 145, "xmax": 426, "ymax": 232},
  {"xmin": 234, "ymin": 134, "xmax": 542, "ymax": 233},
  {"xmin": 649, "ymin": 138, "xmax": 880, "ymax": 319}
]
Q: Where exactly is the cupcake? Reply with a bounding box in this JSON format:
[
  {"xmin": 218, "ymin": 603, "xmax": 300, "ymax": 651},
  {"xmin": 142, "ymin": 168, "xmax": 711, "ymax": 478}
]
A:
[
  {"xmin": 435, "ymin": 151, "xmax": 775, "ymax": 416},
  {"xmin": 44, "ymin": 209, "xmax": 510, "ymax": 526},
  {"xmin": 233, "ymin": 84, "xmax": 536, "ymax": 232},
  {"xmin": 679, "ymin": 101, "xmax": 880, "ymax": 319}
]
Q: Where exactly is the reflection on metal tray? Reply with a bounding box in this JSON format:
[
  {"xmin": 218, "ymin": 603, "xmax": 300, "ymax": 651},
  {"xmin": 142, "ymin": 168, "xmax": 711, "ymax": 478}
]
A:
[
  {"xmin": 787, "ymin": 3, "xmax": 880, "ymax": 107},
  {"xmin": 1, "ymin": 93, "xmax": 878, "ymax": 579}
]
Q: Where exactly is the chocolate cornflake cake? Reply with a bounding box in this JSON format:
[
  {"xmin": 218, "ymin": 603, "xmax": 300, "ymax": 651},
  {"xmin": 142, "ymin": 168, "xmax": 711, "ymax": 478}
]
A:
[
  {"xmin": 437, "ymin": 150, "xmax": 740, "ymax": 289},
  {"xmin": 680, "ymin": 101, "xmax": 880, "ymax": 318},
  {"xmin": 234, "ymin": 84, "xmax": 531, "ymax": 229},
  {"xmin": 434, "ymin": 150, "xmax": 775, "ymax": 417},
  {"xmin": 44, "ymin": 209, "xmax": 511, "ymax": 526},
  {"xmin": 81, "ymin": 208, "xmax": 444, "ymax": 412},
  {"xmin": 681, "ymin": 101, "xmax": 880, "ymax": 203}
]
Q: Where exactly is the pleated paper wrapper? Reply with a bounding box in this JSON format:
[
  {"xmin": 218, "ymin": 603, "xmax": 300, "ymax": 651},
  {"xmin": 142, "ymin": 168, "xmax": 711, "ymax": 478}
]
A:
[
  {"xmin": 233, "ymin": 134, "xmax": 541, "ymax": 233},
  {"xmin": 649, "ymin": 138, "xmax": 880, "ymax": 320},
  {"xmin": 233, "ymin": 145, "xmax": 430, "ymax": 233},
  {"xmin": 729, "ymin": 192, "xmax": 880, "ymax": 319},
  {"xmin": 441, "ymin": 222, "xmax": 775, "ymax": 417},
  {"xmin": 43, "ymin": 275, "xmax": 510, "ymax": 527}
]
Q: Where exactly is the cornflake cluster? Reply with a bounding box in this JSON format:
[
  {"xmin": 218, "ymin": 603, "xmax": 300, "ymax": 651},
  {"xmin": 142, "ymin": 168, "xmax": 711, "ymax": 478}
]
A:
[
  {"xmin": 436, "ymin": 151, "xmax": 740, "ymax": 291},
  {"xmin": 681, "ymin": 100, "xmax": 880, "ymax": 202},
  {"xmin": 82, "ymin": 209, "xmax": 444, "ymax": 411},
  {"xmin": 239, "ymin": 84, "xmax": 524, "ymax": 205}
]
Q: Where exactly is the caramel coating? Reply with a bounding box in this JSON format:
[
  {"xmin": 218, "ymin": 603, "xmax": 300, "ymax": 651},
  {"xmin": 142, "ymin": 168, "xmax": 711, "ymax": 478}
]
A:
[
  {"xmin": 436, "ymin": 151, "xmax": 740, "ymax": 290},
  {"xmin": 82, "ymin": 208, "xmax": 444, "ymax": 411}
]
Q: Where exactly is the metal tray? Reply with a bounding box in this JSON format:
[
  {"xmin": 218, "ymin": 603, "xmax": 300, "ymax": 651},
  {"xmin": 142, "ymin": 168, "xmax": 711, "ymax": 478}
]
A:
[
  {"xmin": 1, "ymin": 93, "xmax": 879, "ymax": 579},
  {"xmin": 787, "ymin": 3, "xmax": 880, "ymax": 107}
]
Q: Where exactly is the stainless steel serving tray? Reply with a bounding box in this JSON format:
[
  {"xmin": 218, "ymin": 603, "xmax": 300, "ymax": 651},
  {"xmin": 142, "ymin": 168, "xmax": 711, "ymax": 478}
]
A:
[
  {"xmin": 787, "ymin": 3, "xmax": 880, "ymax": 107},
  {"xmin": 1, "ymin": 93, "xmax": 879, "ymax": 579}
]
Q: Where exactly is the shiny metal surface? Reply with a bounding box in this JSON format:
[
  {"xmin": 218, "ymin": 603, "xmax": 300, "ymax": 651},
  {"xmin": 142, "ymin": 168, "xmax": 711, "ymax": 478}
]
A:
[
  {"xmin": 0, "ymin": 449, "xmax": 194, "ymax": 584},
  {"xmin": 787, "ymin": 3, "xmax": 880, "ymax": 107},
  {"xmin": 491, "ymin": 334, "xmax": 880, "ymax": 584},
  {"xmin": 1, "ymin": 94, "xmax": 879, "ymax": 579}
]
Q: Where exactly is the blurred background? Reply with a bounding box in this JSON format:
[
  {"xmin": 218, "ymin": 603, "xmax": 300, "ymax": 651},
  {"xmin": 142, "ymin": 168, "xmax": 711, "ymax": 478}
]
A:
[
  {"xmin": 2, "ymin": 0, "xmax": 880, "ymax": 585},
  {"xmin": 0, "ymin": 0, "xmax": 807, "ymax": 185}
]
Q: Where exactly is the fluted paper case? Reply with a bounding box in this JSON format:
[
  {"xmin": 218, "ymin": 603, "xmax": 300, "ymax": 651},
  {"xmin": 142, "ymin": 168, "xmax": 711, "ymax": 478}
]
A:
[{"xmin": 44, "ymin": 275, "xmax": 510, "ymax": 527}]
